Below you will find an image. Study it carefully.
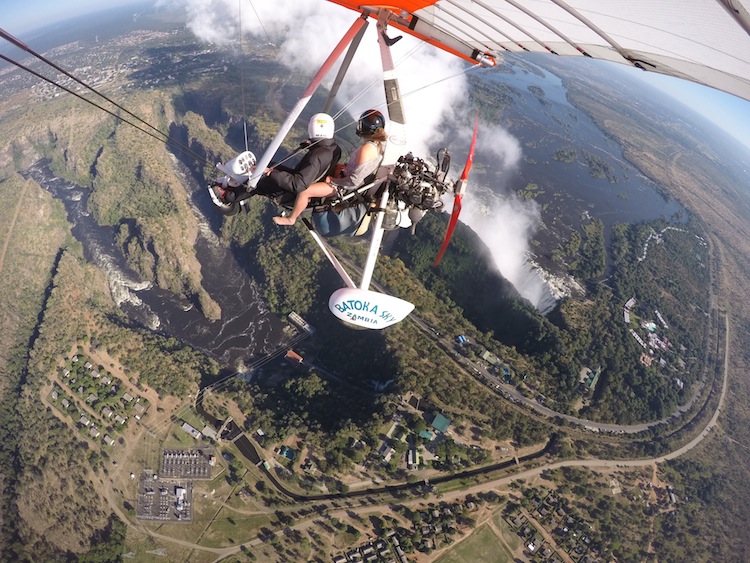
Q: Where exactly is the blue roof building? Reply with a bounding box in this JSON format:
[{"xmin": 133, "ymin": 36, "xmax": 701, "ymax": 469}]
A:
[
  {"xmin": 419, "ymin": 430, "xmax": 435, "ymax": 441},
  {"xmin": 431, "ymin": 413, "xmax": 451, "ymax": 433}
]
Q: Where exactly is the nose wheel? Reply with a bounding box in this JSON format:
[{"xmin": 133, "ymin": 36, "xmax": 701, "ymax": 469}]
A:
[{"xmin": 208, "ymin": 182, "xmax": 243, "ymax": 216}]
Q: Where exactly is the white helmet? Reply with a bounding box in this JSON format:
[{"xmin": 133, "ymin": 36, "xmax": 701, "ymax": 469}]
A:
[{"xmin": 308, "ymin": 113, "xmax": 335, "ymax": 140}]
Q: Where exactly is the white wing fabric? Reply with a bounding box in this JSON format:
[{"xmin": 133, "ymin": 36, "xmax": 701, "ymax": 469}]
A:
[{"xmin": 329, "ymin": 0, "xmax": 750, "ymax": 101}]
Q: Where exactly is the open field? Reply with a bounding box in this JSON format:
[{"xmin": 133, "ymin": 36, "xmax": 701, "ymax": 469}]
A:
[{"xmin": 435, "ymin": 525, "xmax": 514, "ymax": 563}]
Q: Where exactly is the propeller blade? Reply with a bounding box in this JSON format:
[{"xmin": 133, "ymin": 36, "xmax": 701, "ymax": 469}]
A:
[
  {"xmin": 434, "ymin": 194, "xmax": 462, "ymax": 267},
  {"xmin": 458, "ymin": 115, "xmax": 479, "ymax": 188},
  {"xmin": 434, "ymin": 116, "xmax": 478, "ymax": 267}
]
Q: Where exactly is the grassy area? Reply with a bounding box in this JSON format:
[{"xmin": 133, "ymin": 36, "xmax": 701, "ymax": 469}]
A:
[
  {"xmin": 435, "ymin": 525, "xmax": 513, "ymax": 563},
  {"xmin": 122, "ymin": 533, "xmax": 218, "ymax": 563},
  {"xmin": 435, "ymin": 477, "xmax": 482, "ymax": 495},
  {"xmin": 162, "ymin": 423, "xmax": 202, "ymax": 449},
  {"xmin": 492, "ymin": 512, "xmax": 522, "ymax": 552},
  {"xmin": 199, "ymin": 509, "xmax": 272, "ymax": 548},
  {"xmin": 179, "ymin": 408, "xmax": 210, "ymax": 433}
]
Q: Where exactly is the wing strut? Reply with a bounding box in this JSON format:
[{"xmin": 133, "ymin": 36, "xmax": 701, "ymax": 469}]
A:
[
  {"xmin": 301, "ymin": 219, "xmax": 356, "ymax": 289},
  {"xmin": 359, "ymin": 186, "xmax": 390, "ymax": 290},
  {"xmin": 326, "ymin": 10, "xmax": 414, "ymax": 329},
  {"xmin": 323, "ymin": 20, "xmax": 369, "ymax": 115},
  {"xmin": 434, "ymin": 116, "xmax": 478, "ymax": 267},
  {"xmin": 245, "ymin": 16, "xmax": 368, "ymax": 188}
]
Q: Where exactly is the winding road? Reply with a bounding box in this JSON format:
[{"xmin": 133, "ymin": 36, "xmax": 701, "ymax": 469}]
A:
[{"xmin": 103, "ymin": 308, "xmax": 729, "ymax": 561}]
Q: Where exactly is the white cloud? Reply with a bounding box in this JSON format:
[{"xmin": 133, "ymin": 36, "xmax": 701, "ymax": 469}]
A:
[{"xmin": 161, "ymin": 0, "xmax": 467, "ymax": 153}]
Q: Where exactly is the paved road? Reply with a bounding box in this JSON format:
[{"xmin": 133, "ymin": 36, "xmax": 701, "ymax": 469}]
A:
[
  {"xmin": 104, "ymin": 253, "xmax": 728, "ymax": 558},
  {"xmin": 338, "ymin": 243, "xmax": 717, "ymax": 435},
  {"xmin": 408, "ymin": 293, "xmax": 715, "ymax": 436}
]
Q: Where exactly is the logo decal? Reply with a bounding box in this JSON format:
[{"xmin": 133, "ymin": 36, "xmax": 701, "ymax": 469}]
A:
[{"xmin": 329, "ymin": 288, "xmax": 414, "ymax": 329}]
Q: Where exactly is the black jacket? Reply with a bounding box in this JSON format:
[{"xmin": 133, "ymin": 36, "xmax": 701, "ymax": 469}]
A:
[{"xmin": 258, "ymin": 138, "xmax": 341, "ymax": 195}]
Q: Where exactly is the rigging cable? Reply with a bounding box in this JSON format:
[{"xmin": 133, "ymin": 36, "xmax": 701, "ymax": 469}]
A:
[
  {"xmin": 247, "ymin": 0, "xmax": 283, "ymax": 64},
  {"xmin": 238, "ymin": 0, "xmax": 249, "ymax": 152},
  {"xmin": 0, "ymin": 52, "xmax": 209, "ymax": 166},
  {"xmin": 259, "ymin": 34, "xmax": 483, "ymax": 168},
  {"xmin": 330, "ymin": 39, "xmax": 479, "ymax": 135},
  {"xmin": 0, "ymin": 27, "xmax": 214, "ymax": 168}
]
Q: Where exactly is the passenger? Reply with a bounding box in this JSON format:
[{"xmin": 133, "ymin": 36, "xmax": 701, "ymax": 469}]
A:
[{"xmin": 273, "ymin": 109, "xmax": 386, "ymax": 226}]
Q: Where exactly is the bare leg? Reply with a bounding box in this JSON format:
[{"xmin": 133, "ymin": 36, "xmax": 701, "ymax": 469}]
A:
[{"xmin": 273, "ymin": 182, "xmax": 336, "ymax": 225}]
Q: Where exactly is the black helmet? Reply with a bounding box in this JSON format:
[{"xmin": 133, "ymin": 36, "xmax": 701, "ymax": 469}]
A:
[{"xmin": 356, "ymin": 109, "xmax": 385, "ymax": 137}]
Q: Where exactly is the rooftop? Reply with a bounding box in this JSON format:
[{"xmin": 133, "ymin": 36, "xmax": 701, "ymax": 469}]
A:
[{"xmin": 431, "ymin": 413, "xmax": 451, "ymax": 433}]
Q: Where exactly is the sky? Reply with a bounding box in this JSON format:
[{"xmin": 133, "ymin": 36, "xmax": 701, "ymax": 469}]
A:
[
  {"xmin": 3, "ymin": 0, "xmax": 143, "ymax": 36},
  {"xmin": 623, "ymin": 68, "xmax": 750, "ymax": 153}
]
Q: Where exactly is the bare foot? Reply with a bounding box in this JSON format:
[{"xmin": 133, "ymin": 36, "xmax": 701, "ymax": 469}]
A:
[{"xmin": 273, "ymin": 216, "xmax": 295, "ymax": 226}]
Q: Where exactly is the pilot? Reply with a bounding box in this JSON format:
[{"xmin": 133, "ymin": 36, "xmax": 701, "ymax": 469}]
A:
[
  {"xmin": 251, "ymin": 112, "xmax": 342, "ymax": 203},
  {"xmin": 210, "ymin": 113, "xmax": 342, "ymax": 209},
  {"xmin": 273, "ymin": 109, "xmax": 386, "ymax": 226}
]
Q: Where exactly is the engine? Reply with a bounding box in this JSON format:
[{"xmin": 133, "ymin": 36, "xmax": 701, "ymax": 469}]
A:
[{"xmin": 390, "ymin": 152, "xmax": 453, "ymax": 212}]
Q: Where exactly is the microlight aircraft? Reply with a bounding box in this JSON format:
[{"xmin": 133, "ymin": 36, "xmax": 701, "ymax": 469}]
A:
[
  {"xmin": 1, "ymin": 2, "xmax": 748, "ymax": 329},
  {"xmin": 208, "ymin": 7, "xmax": 484, "ymax": 330},
  {"xmin": 207, "ymin": 0, "xmax": 750, "ymax": 330}
]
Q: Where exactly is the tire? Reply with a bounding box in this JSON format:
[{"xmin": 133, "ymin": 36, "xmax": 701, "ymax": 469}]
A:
[{"xmin": 218, "ymin": 202, "xmax": 240, "ymax": 216}]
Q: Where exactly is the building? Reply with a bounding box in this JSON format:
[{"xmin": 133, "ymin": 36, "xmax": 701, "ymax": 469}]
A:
[
  {"xmin": 430, "ymin": 413, "xmax": 451, "ymax": 434},
  {"xmin": 381, "ymin": 447, "xmax": 395, "ymax": 465},
  {"xmin": 181, "ymin": 422, "xmax": 202, "ymax": 440},
  {"xmin": 288, "ymin": 311, "xmax": 315, "ymax": 334},
  {"xmin": 103, "ymin": 435, "xmax": 115, "ymax": 446},
  {"xmin": 480, "ymin": 350, "xmax": 500, "ymax": 366},
  {"xmin": 407, "ymin": 447, "xmax": 420, "ymax": 470},
  {"xmin": 579, "ymin": 367, "xmax": 601, "ymax": 391},
  {"xmin": 285, "ymin": 349, "xmax": 303, "ymax": 364}
]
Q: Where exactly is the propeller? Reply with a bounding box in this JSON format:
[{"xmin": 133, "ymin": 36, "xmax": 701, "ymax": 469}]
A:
[{"xmin": 434, "ymin": 115, "xmax": 479, "ymax": 267}]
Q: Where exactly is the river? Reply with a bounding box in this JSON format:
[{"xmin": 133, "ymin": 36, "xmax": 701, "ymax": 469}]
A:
[
  {"xmin": 460, "ymin": 55, "xmax": 689, "ymax": 311},
  {"xmin": 23, "ymin": 160, "xmax": 287, "ymax": 369}
]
